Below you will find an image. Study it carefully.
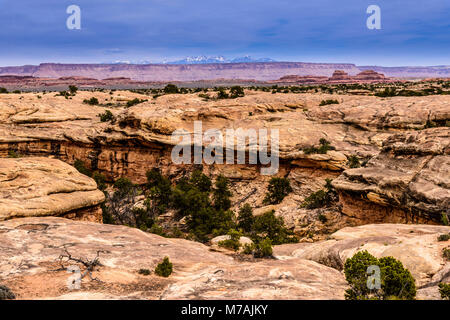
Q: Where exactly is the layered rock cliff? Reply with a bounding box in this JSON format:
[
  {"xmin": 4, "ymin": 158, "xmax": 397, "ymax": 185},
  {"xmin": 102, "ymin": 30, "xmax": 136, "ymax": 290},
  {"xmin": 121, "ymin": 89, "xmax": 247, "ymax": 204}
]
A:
[{"xmin": 0, "ymin": 90, "xmax": 449, "ymax": 228}]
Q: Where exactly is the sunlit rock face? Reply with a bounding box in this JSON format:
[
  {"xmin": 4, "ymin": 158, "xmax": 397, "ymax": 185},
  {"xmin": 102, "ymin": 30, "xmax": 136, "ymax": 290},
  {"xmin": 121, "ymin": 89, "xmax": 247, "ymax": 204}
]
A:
[{"xmin": 0, "ymin": 157, "xmax": 104, "ymax": 222}]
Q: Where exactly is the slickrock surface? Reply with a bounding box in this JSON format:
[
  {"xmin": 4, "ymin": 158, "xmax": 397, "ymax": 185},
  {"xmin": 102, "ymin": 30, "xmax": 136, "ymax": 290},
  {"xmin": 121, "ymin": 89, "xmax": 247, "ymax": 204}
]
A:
[
  {"xmin": 0, "ymin": 217, "xmax": 347, "ymax": 300},
  {"xmin": 332, "ymin": 128, "xmax": 450, "ymax": 223},
  {"xmin": 274, "ymin": 224, "xmax": 450, "ymax": 300},
  {"xmin": 0, "ymin": 91, "xmax": 449, "ymax": 229},
  {"xmin": 0, "ymin": 158, "xmax": 105, "ymax": 222},
  {"xmin": 1, "ymin": 218, "xmax": 448, "ymax": 299}
]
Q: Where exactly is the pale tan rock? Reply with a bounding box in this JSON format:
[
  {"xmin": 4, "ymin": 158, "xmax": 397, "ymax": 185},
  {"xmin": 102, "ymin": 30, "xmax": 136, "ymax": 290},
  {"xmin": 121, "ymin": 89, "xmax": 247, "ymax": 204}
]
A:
[
  {"xmin": 333, "ymin": 128, "xmax": 450, "ymax": 223},
  {"xmin": 0, "ymin": 217, "xmax": 347, "ymax": 300},
  {"xmin": 0, "ymin": 157, "xmax": 105, "ymax": 221},
  {"xmin": 274, "ymin": 223, "xmax": 450, "ymax": 299}
]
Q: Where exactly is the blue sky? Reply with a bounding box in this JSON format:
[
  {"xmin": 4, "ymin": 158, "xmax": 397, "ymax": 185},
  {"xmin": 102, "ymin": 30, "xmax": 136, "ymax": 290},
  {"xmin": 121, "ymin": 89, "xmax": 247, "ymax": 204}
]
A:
[{"xmin": 0, "ymin": 0, "xmax": 449, "ymax": 66}]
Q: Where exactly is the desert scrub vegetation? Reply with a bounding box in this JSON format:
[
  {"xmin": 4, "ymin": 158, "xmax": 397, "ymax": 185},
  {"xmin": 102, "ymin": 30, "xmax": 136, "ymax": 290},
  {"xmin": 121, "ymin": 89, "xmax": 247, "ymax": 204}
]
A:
[
  {"xmin": 83, "ymin": 97, "xmax": 99, "ymax": 105},
  {"xmin": 218, "ymin": 229, "xmax": 242, "ymax": 251},
  {"xmin": 319, "ymin": 99, "xmax": 339, "ymax": 106},
  {"xmin": 0, "ymin": 285, "xmax": 15, "ymax": 300},
  {"xmin": 439, "ymin": 283, "xmax": 450, "ymax": 300},
  {"xmin": 126, "ymin": 98, "xmax": 147, "ymax": 107},
  {"xmin": 86, "ymin": 166, "xmax": 297, "ymax": 246},
  {"xmin": 243, "ymin": 239, "xmax": 273, "ymax": 258},
  {"xmin": 154, "ymin": 257, "xmax": 173, "ymax": 277},
  {"xmin": 97, "ymin": 110, "xmax": 116, "ymax": 123},
  {"xmin": 300, "ymin": 179, "xmax": 337, "ymax": 209},
  {"xmin": 442, "ymin": 212, "xmax": 449, "ymax": 226},
  {"xmin": 263, "ymin": 177, "xmax": 293, "ymax": 205},
  {"xmin": 303, "ymin": 138, "xmax": 336, "ymax": 155},
  {"xmin": 215, "ymin": 86, "xmax": 245, "ymax": 99},
  {"xmin": 438, "ymin": 233, "xmax": 450, "ymax": 242},
  {"xmin": 7, "ymin": 150, "xmax": 21, "ymax": 158},
  {"xmin": 163, "ymin": 83, "xmax": 179, "ymax": 94},
  {"xmin": 344, "ymin": 250, "xmax": 416, "ymax": 300},
  {"xmin": 443, "ymin": 248, "xmax": 450, "ymax": 261},
  {"xmin": 347, "ymin": 155, "xmax": 361, "ymax": 168}
]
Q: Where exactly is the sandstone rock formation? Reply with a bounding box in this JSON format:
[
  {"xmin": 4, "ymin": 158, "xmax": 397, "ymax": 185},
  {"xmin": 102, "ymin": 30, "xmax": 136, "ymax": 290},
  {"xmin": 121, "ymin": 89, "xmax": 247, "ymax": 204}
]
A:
[
  {"xmin": 0, "ymin": 90, "xmax": 448, "ymax": 230},
  {"xmin": 0, "ymin": 157, "xmax": 104, "ymax": 222},
  {"xmin": 0, "ymin": 62, "xmax": 363, "ymax": 82},
  {"xmin": 0, "ymin": 217, "xmax": 347, "ymax": 300},
  {"xmin": 274, "ymin": 70, "xmax": 391, "ymax": 84},
  {"xmin": 332, "ymin": 128, "xmax": 450, "ymax": 224},
  {"xmin": 0, "ymin": 217, "xmax": 447, "ymax": 300},
  {"xmin": 1, "ymin": 63, "xmax": 450, "ymax": 81},
  {"xmin": 274, "ymin": 223, "xmax": 450, "ymax": 300}
]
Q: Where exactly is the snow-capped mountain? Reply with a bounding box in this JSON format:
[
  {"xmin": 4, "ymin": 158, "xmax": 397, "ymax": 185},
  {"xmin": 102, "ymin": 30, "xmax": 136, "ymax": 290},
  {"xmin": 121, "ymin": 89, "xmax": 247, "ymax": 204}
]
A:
[
  {"xmin": 165, "ymin": 55, "xmax": 276, "ymax": 64},
  {"xmin": 230, "ymin": 56, "xmax": 276, "ymax": 63}
]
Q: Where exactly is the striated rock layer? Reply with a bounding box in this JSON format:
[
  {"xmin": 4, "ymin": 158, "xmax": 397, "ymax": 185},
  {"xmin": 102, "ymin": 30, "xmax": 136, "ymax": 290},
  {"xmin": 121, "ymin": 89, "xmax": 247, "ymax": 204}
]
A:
[
  {"xmin": 333, "ymin": 128, "xmax": 450, "ymax": 223},
  {"xmin": 0, "ymin": 90, "xmax": 449, "ymax": 227},
  {"xmin": 0, "ymin": 157, "xmax": 105, "ymax": 222}
]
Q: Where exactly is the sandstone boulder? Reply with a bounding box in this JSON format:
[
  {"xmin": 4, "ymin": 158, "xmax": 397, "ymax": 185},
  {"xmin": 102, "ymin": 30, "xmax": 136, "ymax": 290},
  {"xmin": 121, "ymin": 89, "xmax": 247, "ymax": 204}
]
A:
[{"xmin": 0, "ymin": 157, "xmax": 105, "ymax": 222}]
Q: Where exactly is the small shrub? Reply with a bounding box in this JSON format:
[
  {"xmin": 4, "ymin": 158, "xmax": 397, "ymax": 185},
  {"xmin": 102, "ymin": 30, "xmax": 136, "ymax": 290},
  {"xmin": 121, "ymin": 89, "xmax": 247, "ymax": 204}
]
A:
[
  {"xmin": 318, "ymin": 214, "xmax": 328, "ymax": 223},
  {"xmin": 83, "ymin": 97, "xmax": 99, "ymax": 105},
  {"xmin": 163, "ymin": 84, "xmax": 179, "ymax": 94},
  {"xmin": 230, "ymin": 86, "xmax": 245, "ymax": 98},
  {"xmin": 126, "ymin": 98, "xmax": 147, "ymax": 107},
  {"xmin": 263, "ymin": 177, "xmax": 293, "ymax": 205},
  {"xmin": 216, "ymin": 87, "xmax": 229, "ymax": 99},
  {"xmin": 7, "ymin": 150, "xmax": 20, "ymax": 158},
  {"xmin": 68, "ymin": 85, "xmax": 78, "ymax": 95},
  {"xmin": 138, "ymin": 269, "xmax": 151, "ymax": 276},
  {"xmin": 319, "ymin": 99, "xmax": 339, "ymax": 106},
  {"xmin": 155, "ymin": 257, "xmax": 173, "ymax": 277},
  {"xmin": 253, "ymin": 239, "xmax": 273, "ymax": 258},
  {"xmin": 92, "ymin": 171, "xmax": 107, "ymax": 191},
  {"xmin": 301, "ymin": 190, "xmax": 328, "ymax": 209},
  {"xmin": 438, "ymin": 233, "xmax": 450, "ymax": 242},
  {"xmin": 73, "ymin": 159, "xmax": 92, "ymax": 177},
  {"xmin": 98, "ymin": 110, "xmax": 115, "ymax": 123},
  {"xmin": 237, "ymin": 204, "xmax": 254, "ymax": 233},
  {"xmin": 242, "ymin": 243, "xmax": 254, "ymax": 255},
  {"xmin": 213, "ymin": 175, "xmax": 232, "ymax": 211},
  {"xmin": 441, "ymin": 212, "xmax": 449, "ymax": 226},
  {"xmin": 148, "ymin": 223, "xmax": 166, "ymax": 236},
  {"xmin": 375, "ymin": 87, "xmax": 396, "ymax": 97},
  {"xmin": 301, "ymin": 178, "xmax": 337, "ymax": 209},
  {"xmin": 218, "ymin": 229, "xmax": 242, "ymax": 251},
  {"xmin": 0, "ymin": 87, "xmax": 8, "ymax": 94},
  {"xmin": 251, "ymin": 210, "xmax": 297, "ymax": 245},
  {"xmin": 443, "ymin": 248, "xmax": 450, "ymax": 261},
  {"xmin": 0, "ymin": 285, "xmax": 15, "ymax": 300},
  {"xmin": 439, "ymin": 283, "xmax": 450, "ymax": 300},
  {"xmin": 344, "ymin": 251, "xmax": 416, "ymax": 300},
  {"xmin": 303, "ymin": 138, "xmax": 335, "ymax": 154},
  {"xmin": 347, "ymin": 155, "xmax": 361, "ymax": 168}
]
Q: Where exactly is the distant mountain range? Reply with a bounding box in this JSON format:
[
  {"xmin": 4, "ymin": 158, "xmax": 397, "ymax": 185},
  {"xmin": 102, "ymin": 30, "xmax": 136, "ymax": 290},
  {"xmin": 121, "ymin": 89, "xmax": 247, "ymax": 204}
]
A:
[
  {"xmin": 106, "ymin": 56, "xmax": 277, "ymax": 65},
  {"xmin": 0, "ymin": 61, "xmax": 449, "ymax": 81},
  {"xmin": 164, "ymin": 55, "xmax": 276, "ymax": 64}
]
